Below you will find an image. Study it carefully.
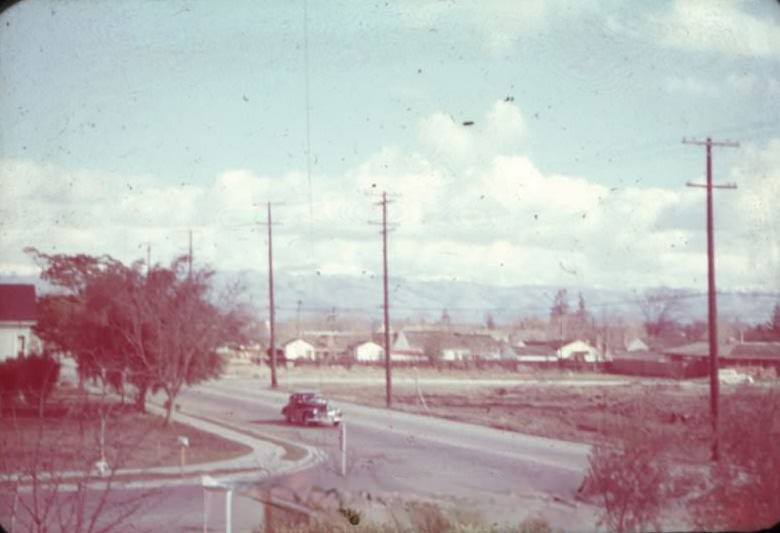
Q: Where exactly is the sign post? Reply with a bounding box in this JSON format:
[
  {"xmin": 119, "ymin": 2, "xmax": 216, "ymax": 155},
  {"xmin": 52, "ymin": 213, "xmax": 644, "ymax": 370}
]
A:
[{"xmin": 339, "ymin": 422, "xmax": 347, "ymax": 477}]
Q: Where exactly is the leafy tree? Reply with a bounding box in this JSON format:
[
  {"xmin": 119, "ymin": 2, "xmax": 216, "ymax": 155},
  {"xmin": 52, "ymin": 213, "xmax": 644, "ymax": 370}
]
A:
[
  {"xmin": 550, "ymin": 289, "xmax": 569, "ymax": 317},
  {"xmin": 27, "ymin": 249, "xmax": 247, "ymax": 424}
]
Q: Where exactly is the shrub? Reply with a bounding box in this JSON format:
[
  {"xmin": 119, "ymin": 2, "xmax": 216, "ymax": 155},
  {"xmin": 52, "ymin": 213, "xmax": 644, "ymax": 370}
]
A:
[
  {"xmin": 580, "ymin": 396, "xmax": 671, "ymax": 533},
  {"xmin": 689, "ymin": 386, "xmax": 780, "ymax": 531},
  {"xmin": 17, "ymin": 353, "xmax": 61, "ymax": 413},
  {"xmin": 0, "ymin": 357, "xmax": 21, "ymax": 412}
]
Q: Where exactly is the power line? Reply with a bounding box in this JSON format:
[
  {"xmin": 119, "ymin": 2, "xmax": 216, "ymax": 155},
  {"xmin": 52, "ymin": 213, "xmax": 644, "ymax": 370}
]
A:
[{"xmin": 683, "ymin": 136, "xmax": 739, "ymax": 463}]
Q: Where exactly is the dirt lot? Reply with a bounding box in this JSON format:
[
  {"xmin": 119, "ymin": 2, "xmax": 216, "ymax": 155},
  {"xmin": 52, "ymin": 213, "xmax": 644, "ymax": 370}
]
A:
[
  {"xmin": 0, "ymin": 387, "xmax": 251, "ymax": 475},
  {"xmin": 293, "ymin": 378, "xmax": 775, "ymax": 464}
]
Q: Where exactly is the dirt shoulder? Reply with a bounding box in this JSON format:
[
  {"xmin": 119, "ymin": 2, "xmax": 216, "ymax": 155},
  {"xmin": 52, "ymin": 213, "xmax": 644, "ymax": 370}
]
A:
[{"xmin": 298, "ymin": 379, "xmax": 720, "ymax": 461}]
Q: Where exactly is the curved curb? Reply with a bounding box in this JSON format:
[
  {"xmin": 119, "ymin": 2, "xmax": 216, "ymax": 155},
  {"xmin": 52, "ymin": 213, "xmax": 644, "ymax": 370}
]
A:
[{"xmin": 3, "ymin": 405, "xmax": 327, "ymax": 492}]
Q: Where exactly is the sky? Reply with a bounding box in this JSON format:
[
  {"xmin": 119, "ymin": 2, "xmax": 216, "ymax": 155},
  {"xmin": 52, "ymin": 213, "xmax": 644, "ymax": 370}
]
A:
[{"xmin": 1, "ymin": 0, "xmax": 779, "ymax": 293}]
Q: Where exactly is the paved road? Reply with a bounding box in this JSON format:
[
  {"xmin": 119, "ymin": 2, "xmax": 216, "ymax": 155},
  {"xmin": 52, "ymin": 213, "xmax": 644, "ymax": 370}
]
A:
[
  {"xmin": 3, "ymin": 369, "xmax": 599, "ymax": 531},
  {"xmin": 173, "ymin": 377, "xmax": 598, "ymax": 529}
]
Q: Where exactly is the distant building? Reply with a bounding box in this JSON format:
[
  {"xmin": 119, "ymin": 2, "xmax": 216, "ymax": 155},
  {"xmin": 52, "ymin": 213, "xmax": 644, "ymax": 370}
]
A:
[
  {"xmin": 392, "ymin": 329, "xmax": 514, "ymax": 362},
  {"xmin": 514, "ymin": 338, "xmax": 605, "ymax": 366},
  {"xmin": 352, "ymin": 341, "xmax": 384, "ymax": 362},
  {"xmin": 663, "ymin": 341, "xmax": 780, "ymax": 372},
  {"xmin": 625, "ymin": 338, "xmax": 650, "ymax": 352},
  {"xmin": 558, "ymin": 339, "xmax": 604, "ymax": 363},
  {"xmin": 283, "ymin": 338, "xmax": 316, "ymax": 361},
  {"xmin": 0, "ymin": 284, "xmax": 39, "ymax": 361}
]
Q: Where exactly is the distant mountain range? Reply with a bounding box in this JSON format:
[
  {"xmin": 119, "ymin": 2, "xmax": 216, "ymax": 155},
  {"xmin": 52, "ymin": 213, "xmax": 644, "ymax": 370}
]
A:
[
  {"xmin": 212, "ymin": 270, "xmax": 778, "ymax": 326},
  {"xmin": 3, "ymin": 270, "xmax": 777, "ymax": 326}
]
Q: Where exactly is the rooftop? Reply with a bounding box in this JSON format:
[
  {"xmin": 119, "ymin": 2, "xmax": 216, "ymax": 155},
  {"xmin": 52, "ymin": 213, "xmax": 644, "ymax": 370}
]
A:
[{"xmin": 0, "ymin": 284, "xmax": 37, "ymax": 322}]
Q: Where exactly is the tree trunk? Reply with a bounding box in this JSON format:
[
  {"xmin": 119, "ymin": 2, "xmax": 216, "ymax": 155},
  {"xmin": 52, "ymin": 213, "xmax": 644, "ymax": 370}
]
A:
[
  {"xmin": 163, "ymin": 384, "xmax": 183, "ymax": 426},
  {"xmin": 135, "ymin": 382, "xmax": 147, "ymax": 413}
]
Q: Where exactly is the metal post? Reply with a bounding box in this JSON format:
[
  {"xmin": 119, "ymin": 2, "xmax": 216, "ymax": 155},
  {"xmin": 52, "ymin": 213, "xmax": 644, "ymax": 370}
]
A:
[
  {"xmin": 339, "ymin": 422, "xmax": 347, "ymax": 477},
  {"xmin": 225, "ymin": 489, "xmax": 233, "ymax": 533}
]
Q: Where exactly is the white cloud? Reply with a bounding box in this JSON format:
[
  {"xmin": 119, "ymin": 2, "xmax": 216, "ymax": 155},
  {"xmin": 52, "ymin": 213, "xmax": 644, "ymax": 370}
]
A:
[
  {"xmin": 396, "ymin": 0, "xmax": 549, "ymax": 55},
  {"xmin": 663, "ymin": 76, "xmax": 720, "ymax": 97},
  {"xmin": 2, "ymin": 104, "xmax": 777, "ymax": 291},
  {"xmin": 650, "ymin": 1, "xmax": 780, "ymax": 58},
  {"xmin": 726, "ymin": 72, "xmax": 780, "ymax": 97},
  {"xmin": 417, "ymin": 100, "xmax": 527, "ymax": 165}
]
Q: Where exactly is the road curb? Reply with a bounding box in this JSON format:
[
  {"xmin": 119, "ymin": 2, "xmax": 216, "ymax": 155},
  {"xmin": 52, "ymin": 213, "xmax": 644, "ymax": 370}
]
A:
[{"xmin": 2, "ymin": 400, "xmax": 326, "ymax": 492}]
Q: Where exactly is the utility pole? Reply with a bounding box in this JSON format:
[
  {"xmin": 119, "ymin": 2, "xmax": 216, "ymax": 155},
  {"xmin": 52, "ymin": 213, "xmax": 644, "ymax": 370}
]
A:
[
  {"xmin": 380, "ymin": 191, "xmax": 392, "ymax": 408},
  {"xmin": 266, "ymin": 202, "xmax": 278, "ymax": 389},
  {"xmin": 683, "ymin": 136, "xmax": 738, "ymax": 462}
]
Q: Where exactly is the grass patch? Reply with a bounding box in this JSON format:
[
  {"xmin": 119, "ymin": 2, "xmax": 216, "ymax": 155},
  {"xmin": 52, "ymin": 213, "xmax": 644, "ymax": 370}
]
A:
[
  {"xmin": 0, "ymin": 391, "xmax": 252, "ymax": 476},
  {"xmin": 176, "ymin": 409, "xmax": 309, "ymax": 462}
]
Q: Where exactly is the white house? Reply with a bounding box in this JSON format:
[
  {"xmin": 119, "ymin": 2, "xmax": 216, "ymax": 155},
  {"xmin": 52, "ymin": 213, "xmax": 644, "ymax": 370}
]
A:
[
  {"xmin": 559, "ymin": 340, "xmax": 604, "ymax": 363},
  {"xmin": 0, "ymin": 284, "xmax": 39, "ymax": 361},
  {"xmin": 625, "ymin": 338, "xmax": 650, "ymax": 352},
  {"xmin": 353, "ymin": 341, "xmax": 384, "ymax": 362},
  {"xmin": 284, "ymin": 338, "xmax": 316, "ymax": 361}
]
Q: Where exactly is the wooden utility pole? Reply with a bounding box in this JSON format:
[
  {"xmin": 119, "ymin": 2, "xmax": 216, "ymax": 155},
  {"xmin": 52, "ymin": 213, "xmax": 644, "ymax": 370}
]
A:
[
  {"xmin": 684, "ymin": 136, "xmax": 738, "ymax": 462},
  {"xmin": 267, "ymin": 202, "xmax": 278, "ymax": 389},
  {"xmin": 380, "ymin": 191, "xmax": 392, "ymax": 408}
]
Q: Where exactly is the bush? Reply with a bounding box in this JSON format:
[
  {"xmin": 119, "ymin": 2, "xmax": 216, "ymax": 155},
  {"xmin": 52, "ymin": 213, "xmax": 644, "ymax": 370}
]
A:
[
  {"xmin": 17, "ymin": 353, "xmax": 61, "ymax": 412},
  {"xmin": 580, "ymin": 395, "xmax": 671, "ymax": 533},
  {"xmin": 0, "ymin": 357, "xmax": 21, "ymax": 412},
  {"xmin": 689, "ymin": 386, "xmax": 780, "ymax": 531}
]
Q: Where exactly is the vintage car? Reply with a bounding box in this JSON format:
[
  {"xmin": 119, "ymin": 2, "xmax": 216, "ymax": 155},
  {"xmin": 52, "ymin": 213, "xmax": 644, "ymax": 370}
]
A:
[{"xmin": 281, "ymin": 391, "xmax": 342, "ymax": 426}]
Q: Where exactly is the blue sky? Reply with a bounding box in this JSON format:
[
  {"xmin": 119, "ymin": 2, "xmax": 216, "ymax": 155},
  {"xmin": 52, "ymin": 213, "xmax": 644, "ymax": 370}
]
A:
[{"xmin": 1, "ymin": 0, "xmax": 779, "ymax": 291}]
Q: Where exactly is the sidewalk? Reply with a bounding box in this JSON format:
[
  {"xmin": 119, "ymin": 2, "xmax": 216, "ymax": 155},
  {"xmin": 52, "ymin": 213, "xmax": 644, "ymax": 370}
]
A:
[{"xmin": 2, "ymin": 401, "xmax": 326, "ymax": 490}]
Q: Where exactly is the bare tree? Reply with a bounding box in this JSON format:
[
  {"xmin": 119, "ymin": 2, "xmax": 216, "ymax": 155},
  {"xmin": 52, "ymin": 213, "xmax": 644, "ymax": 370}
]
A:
[
  {"xmin": 635, "ymin": 287, "xmax": 689, "ymax": 339},
  {"xmin": 0, "ymin": 386, "xmax": 158, "ymax": 532}
]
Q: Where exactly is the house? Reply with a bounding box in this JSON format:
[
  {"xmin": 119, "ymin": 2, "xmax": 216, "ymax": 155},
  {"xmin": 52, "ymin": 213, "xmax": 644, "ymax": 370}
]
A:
[
  {"xmin": 513, "ymin": 338, "xmax": 605, "ymax": 366},
  {"xmin": 664, "ymin": 341, "xmax": 780, "ymax": 373},
  {"xmin": 558, "ymin": 339, "xmax": 604, "ymax": 363},
  {"xmin": 352, "ymin": 341, "xmax": 384, "ymax": 363},
  {"xmin": 0, "ymin": 284, "xmax": 39, "ymax": 361},
  {"xmin": 284, "ymin": 338, "xmax": 316, "ymax": 361},
  {"xmin": 625, "ymin": 337, "xmax": 650, "ymax": 352},
  {"xmin": 391, "ymin": 329, "xmax": 514, "ymax": 362},
  {"xmin": 726, "ymin": 342, "xmax": 780, "ymax": 370},
  {"xmin": 514, "ymin": 344, "xmax": 559, "ymax": 364},
  {"xmin": 391, "ymin": 330, "xmax": 451, "ymax": 363}
]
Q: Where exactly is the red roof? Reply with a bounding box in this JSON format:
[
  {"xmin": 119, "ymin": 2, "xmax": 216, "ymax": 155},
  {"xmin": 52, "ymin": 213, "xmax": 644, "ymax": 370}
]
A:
[{"xmin": 0, "ymin": 284, "xmax": 37, "ymax": 322}]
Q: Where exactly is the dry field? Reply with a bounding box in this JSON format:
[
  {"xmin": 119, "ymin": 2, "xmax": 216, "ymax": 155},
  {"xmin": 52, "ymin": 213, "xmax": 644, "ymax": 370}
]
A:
[{"xmin": 261, "ymin": 365, "xmax": 778, "ymax": 465}]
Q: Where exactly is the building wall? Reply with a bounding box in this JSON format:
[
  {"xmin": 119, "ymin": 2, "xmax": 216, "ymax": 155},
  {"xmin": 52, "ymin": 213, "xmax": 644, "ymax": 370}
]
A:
[
  {"xmin": 0, "ymin": 322, "xmax": 37, "ymax": 361},
  {"xmin": 560, "ymin": 340, "xmax": 602, "ymax": 363},
  {"xmin": 284, "ymin": 339, "xmax": 315, "ymax": 361},
  {"xmin": 355, "ymin": 342, "xmax": 384, "ymax": 362}
]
